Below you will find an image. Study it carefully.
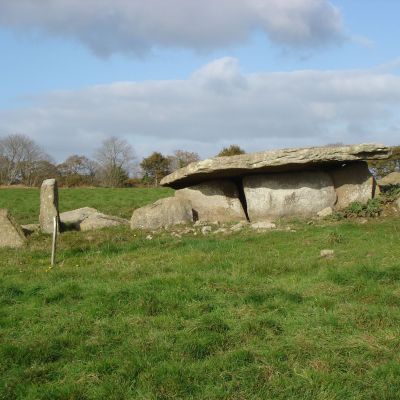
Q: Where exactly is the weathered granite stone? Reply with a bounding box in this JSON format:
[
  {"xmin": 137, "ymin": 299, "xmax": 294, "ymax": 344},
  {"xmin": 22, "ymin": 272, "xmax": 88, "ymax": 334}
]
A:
[
  {"xmin": 39, "ymin": 179, "xmax": 60, "ymax": 233},
  {"xmin": 21, "ymin": 224, "xmax": 40, "ymax": 236},
  {"xmin": 243, "ymin": 171, "xmax": 337, "ymax": 220},
  {"xmin": 161, "ymin": 144, "xmax": 390, "ymax": 188},
  {"xmin": 329, "ymin": 162, "xmax": 376, "ymax": 209},
  {"xmin": 80, "ymin": 214, "xmax": 128, "ymax": 231},
  {"xmin": 0, "ymin": 209, "xmax": 26, "ymax": 248},
  {"xmin": 250, "ymin": 221, "xmax": 276, "ymax": 230},
  {"xmin": 377, "ymin": 172, "xmax": 400, "ymax": 188},
  {"xmin": 131, "ymin": 197, "xmax": 193, "ymax": 230},
  {"xmin": 60, "ymin": 207, "xmax": 128, "ymax": 231},
  {"xmin": 396, "ymin": 197, "xmax": 400, "ymax": 209},
  {"xmin": 175, "ymin": 180, "xmax": 247, "ymax": 222},
  {"xmin": 317, "ymin": 207, "xmax": 333, "ymax": 218}
]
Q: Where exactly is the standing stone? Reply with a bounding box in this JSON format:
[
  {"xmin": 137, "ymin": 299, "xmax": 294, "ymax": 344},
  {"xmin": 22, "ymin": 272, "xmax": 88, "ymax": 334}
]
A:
[
  {"xmin": 0, "ymin": 209, "xmax": 26, "ymax": 248},
  {"xmin": 243, "ymin": 171, "xmax": 337, "ymax": 220},
  {"xmin": 329, "ymin": 162, "xmax": 376, "ymax": 209},
  {"xmin": 175, "ymin": 180, "xmax": 247, "ymax": 222},
  {"xmin": 131, "ymin": 197, "xmax": 193, "ymax": 230},
  {"xmin": 39, "ymin": 179, "xmax": 60, "ymax": 234}
]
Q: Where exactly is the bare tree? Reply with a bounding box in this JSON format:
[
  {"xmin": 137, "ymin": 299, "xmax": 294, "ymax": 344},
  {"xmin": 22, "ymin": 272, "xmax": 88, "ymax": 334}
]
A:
[
  {"xmin": 0, "ymin": 134, "xmax": 50, "ymax": 185},
  {"xmin": 58, "ymin": 155, "xmax": 97, "ymax": 186},
  {"xmin": 168, "ymin": 150, "xmax": 200, "ymax": 172},
  {"xmin": 94, "ymin": 136, "xmax": 135, "ymax": 187}
]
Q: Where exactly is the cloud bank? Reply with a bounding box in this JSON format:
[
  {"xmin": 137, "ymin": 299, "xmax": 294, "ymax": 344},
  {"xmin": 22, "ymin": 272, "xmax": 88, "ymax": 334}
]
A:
[
  {"xmin": 0, "ymin": 0, "xmax": 344, "ymax": 56},
  {"xmin": 1, "ymin": 57, "xmax": 399, "ymax": 160}
]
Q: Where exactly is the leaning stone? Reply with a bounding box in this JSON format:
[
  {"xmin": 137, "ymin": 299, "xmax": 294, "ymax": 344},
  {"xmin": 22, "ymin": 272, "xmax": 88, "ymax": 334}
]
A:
[
  {"xmin": 39, "ymin": 179, "xmax": 60, "ymax": 234},
  {"xmin": 378, "ymin": 172, "xmax": 400, "ymax": 188},
  {"xmin": 161, "ymin": 143, "xmax": 390, "ymax": 188},
  {"xmin": 396, "ymin": 198, "xmax": 400, "ymax": 209},
  {"xmin": 0, "ymin": 209, "xmax": 26, "ymax": 248},
  {"xmin": 131, "ymin": 197, "xmax": 193, "ymax": 230},
  {"xmin": 317, "ymin": 207, "xmax": 333, "ymax": 218},
  {"xmin": 329, "ymin": 162, "xmax": 376, "ymax": 209},
  {"xmin": 250, "ymin": 221, "xmax": 276, "ymax": 230},
  {"xmin": 244, "ymin": 171, "xmax": 337, "ymax": 220},
  {"xmin": 175, "ymin": 180, "xmax": 247, "ymax": 222}
]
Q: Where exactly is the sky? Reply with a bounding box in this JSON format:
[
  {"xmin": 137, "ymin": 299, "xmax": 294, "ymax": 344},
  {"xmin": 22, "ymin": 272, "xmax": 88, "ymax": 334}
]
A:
[{"xmin": 0, "ymin": 0, "xmax": 400, "ymax": 162}]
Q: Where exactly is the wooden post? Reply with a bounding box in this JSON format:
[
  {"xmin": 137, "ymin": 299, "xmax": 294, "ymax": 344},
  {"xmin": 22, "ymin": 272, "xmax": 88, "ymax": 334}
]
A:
[{"xmin": 51, "ymin": 216, "xmax": 58, "ymax": 266}]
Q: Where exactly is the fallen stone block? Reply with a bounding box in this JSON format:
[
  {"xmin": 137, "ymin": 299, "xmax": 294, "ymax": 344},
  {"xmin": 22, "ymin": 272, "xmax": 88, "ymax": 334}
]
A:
[
  {"xmin": 60, "ymin": 207, "xmax": 128, "ymax": 231},
  {"xmin": 131, "ymin": 197, "xmax": 193, "ymax": 230},
  {"xmin": 0, "ymin": 209, "xmax": 26, "ymax": 248}
]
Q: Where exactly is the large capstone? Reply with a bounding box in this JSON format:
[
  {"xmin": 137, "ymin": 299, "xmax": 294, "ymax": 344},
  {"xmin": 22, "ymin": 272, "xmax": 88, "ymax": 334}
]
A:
[
  {"xmin": 39, "ymin": 178, "xmax": 60, "ymax": 234},
  {"xmin": 175, "ymin": 180, "xmax": 247, "ymax": 222},
  {"xmin": 243, "ymin": 171, "xmax": 337, "ymax": 220},
  {"xmin": 0, "ymin": 209, "xmax": 26, "ymax": 248},
  {"xmin": 161, "ymin": 143, "xmax": 390, "ymax": 189},
  {"xmin": 329, "ymin": 162, "xmax": 376, "ymax": 209},
  {"xmin": 131, "ymin": 197, "xmax": 193, "ymax": 230}
]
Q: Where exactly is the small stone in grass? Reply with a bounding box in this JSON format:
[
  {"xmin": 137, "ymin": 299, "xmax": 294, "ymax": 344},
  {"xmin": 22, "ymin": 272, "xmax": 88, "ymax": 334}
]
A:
[{"xmin": 320, "ymin": 249, "xmax": 334, "ymax": 258}]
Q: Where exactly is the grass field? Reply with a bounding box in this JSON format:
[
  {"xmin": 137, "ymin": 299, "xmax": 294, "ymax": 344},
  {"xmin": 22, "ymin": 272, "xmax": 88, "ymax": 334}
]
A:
[
  {"xmin": 0, "ymin": 187, "xmax": 173, "ymax": 224},
  {"xmin": 1, "ymin": 188, "xmax": 400, "ymax": 399}
]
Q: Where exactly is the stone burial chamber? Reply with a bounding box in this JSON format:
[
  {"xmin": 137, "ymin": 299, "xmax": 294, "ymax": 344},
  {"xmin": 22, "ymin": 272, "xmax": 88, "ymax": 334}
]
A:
[{"xmin": 130, "ymin": 144, "xmax": 391, "ymax": 230}]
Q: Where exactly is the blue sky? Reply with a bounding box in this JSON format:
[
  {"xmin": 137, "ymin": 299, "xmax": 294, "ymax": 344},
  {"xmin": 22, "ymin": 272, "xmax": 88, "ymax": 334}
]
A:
[{"xmin": 0, "ymin": 0, "xmax": 399, "ymax": 161}]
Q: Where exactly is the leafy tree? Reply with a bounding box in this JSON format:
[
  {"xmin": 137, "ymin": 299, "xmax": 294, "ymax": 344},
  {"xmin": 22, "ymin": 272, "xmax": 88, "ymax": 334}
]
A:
[
  {"xmin": 94, "ymin": 137, "xmax": 134, "ymax": 187},
  {"xmin": 140, "ymin": 152, "xmax": 170, "ymax": 187},
  {"xmin": 217, "ymin": 145, "xmax": 245, "ymax": 157},
  {"xmin": 168, "ymin": 150, "xmax": 200, "ymax": 171}
]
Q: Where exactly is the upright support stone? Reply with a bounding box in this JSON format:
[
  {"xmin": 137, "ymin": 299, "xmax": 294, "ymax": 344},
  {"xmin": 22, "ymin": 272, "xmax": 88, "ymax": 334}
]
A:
[
  {"xmin": 329, "ymin": 162, "xmax": 376, "ymax": 209},
  {"xmin": 0, "ymin": 209, "xmax": 26, "ymax": 248},
  {"xmin": 175, "ymin": 180, "xmax": 247, "ymax": 222},
  {"xmin": 39, "ymin": 179, "xmax": 60, "ymax": 234}
]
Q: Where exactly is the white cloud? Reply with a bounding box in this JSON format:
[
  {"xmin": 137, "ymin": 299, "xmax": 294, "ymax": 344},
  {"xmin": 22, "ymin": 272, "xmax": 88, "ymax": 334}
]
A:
[
  {"xmin": 0, "ymin": 0, "xmax": 344, "ymax": 56},
  {"xmin": 1, "ymin": 57, "xmax": 399, "ymax": 161}
]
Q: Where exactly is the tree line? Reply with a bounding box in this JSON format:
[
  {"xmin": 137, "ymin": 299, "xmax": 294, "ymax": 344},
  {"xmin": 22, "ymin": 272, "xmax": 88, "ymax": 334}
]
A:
[{"xmin": 0, "ymin": 134, "xmax": 246, "ymax": 188}]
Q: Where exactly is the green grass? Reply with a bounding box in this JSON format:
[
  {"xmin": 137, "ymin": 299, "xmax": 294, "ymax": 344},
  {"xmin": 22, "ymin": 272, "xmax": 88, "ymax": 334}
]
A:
[
  {"xmin": 0, "ymin": 187, "xmax": 173, "ymax": 224},
  {"xmin": 1, "ymin": 188, "xmax": 400, "ymax": 399}
]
